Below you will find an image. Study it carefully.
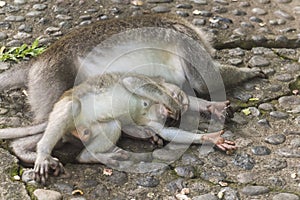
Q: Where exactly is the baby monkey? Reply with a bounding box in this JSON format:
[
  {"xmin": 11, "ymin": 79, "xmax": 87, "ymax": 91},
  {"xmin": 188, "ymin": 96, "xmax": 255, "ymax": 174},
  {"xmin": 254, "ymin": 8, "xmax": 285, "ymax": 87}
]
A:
[{"xmin": 33, "ymin": 73, "xmax": 236, "ymax": 183}]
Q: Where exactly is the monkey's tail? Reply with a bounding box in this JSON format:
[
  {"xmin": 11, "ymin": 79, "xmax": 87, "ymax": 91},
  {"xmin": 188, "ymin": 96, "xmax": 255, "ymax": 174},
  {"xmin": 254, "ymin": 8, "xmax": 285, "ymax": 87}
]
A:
[
  {"xmin": 0, "ymin": 62, "xmax": 30, "ymax": 91},
  {"xmin": 0, "ymin": 122, "xmax": 47, "ymax": 139}
]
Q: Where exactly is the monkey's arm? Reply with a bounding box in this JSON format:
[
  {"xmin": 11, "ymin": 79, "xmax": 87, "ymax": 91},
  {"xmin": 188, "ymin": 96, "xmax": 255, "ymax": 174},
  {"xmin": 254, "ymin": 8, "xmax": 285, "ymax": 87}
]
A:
[
  {"xmin": 34, "ymin": 97, "xmax": 78, "ymax": 183},
  {"xmin": 0, "ymin": 122, "xmax": 47, "ymax": 139},
  {"xmin": 148, "ymin": 122, "xmax": 236, "ymax": 151}
]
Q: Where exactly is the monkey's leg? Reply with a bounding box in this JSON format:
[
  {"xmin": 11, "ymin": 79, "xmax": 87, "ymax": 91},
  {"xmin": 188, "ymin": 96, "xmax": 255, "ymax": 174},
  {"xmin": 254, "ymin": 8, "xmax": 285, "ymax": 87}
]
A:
[
  {"xmin": 0, "ymin": 63, "xmax": 29, "ymax": 91},
  {"xmin": 0, "ymin": 122, "xmax": 47, "ymax": 139},
  {"xmin": 10, "ymin": 134, "xmax": 43, "ymax": 166},
  {"xmin": 34, "ymin": 97, "xmax": 77, "ymax": 184},
  {"xmin": 77, "ymin": 120, "xmax": 128, "ymax": 166},
  {"xmin": 188, "ymin": 96, "xmax": 233, "ymax": 120}
]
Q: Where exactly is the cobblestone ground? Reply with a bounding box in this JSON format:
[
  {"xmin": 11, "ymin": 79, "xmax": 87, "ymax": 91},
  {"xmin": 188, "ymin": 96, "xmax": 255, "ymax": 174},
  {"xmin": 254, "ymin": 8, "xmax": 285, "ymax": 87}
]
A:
[{"xmin": 0, "ymin": 0, "xmax": 299, "ymax": 199}]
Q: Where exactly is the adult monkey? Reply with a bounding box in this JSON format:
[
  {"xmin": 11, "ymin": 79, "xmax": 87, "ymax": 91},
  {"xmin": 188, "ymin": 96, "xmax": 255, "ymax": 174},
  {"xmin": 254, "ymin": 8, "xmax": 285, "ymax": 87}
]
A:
[{"xmin": 0, "ymin": 15, "xmax": 261, "ymax": 166}]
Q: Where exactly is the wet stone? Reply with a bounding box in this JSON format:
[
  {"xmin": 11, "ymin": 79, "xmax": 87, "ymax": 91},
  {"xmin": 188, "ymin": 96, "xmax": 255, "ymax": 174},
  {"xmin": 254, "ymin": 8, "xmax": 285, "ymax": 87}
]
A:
[
  {"xmin": 265, "ymin": 158, "xmax": 287, "ymax": 171},
  {"xmin": 240, "ymin": 1, "xmax": 250, "ymax": 7},
  {"xmin": 251, "ymin": 146, "xmax": 271, "ymax": 155},
  {"xmin": 274, "ymin": 10, "xmax": 295, "ymax": 20},
  {"xmin": 4, "ymin": 15, "xmax": 25, "ymax": 22},
  {"xmin": 181, "ymin": 154, "xmax": 204, "ymax": 165},
  {"xmin": 192, "ymin": 0, "xmax": 207, "ymax": 5},
  {"xmin": 250, "ymin": 16, "xmax": 263, "ymax": 23},
  {"xmin": 209, "ymin": 157, "xmax": 227, "ymax": 168},
  {"xmin": 147, "ymin": 0, "xmax": 172, "ymax": 3},
  {"xmin": 273, "ymin": 193, "xmax": 300, "ymax": 200},
  {"xmin": 192, "ymin": 18, "xmax": 206, "ymax": 26},
  {"xmin": 26, "ymin": 11, "xmax": 42, "ymax": 17},
  {"xmin": 33, "ymin": 4, "xmax": 47, "ymax": 10},
  {"xmin": 174, "ymin": 166, "xmax": 195, "ymax": 178},
  {"xmin": 214, "ymin": 0, "xmax": 228, "ymax": 5},
  {"xmin": 228, "ymin": 58, "xmax": 243, "ymax": 66},
  {"xmin": 151, "ymin": 5, "xmax": 170, "ymax": 13},
  {"xmin": 258, "ymin": 118, "xmax": 271, "ymax": 128},
  {"xmin": 166, "ymin": 178, "xmax": 186, "ymax": 193},
  {"xmin": 241, "ymin": 22, "xmax": 254, "ymax": 28},
  {"xmin": 275, "ymin": 35, "xmax": 288, "ymax": 43},
  {"xmin": 276, "ymin": 148, "xmax": 300, "ymax": 158},
  {"xmin": 265, "ymin": 134, "xmax": 286, "ymax": 145},
  {"xmin": 259, "ymin": 0, "xmax": 270, "ymax": 3},
  {"xmin": 233, "ymin": 153, "xmax": 255, "ymax": 170},
  {"xmin": 275, "ymin": 74, "xmax": 293, "ymax": 82},
  {"xmin": 290, "ymin": 138, "xmax": 300, "ymax": 147},
  {"xmin": 195, "ymin": 10, "xmax": 213, "ymax": 17},
  {"xmin": 18, "ymin": 24, "xmax": 32, "ymax": 33},
  {"xmin": 237, "ymin": 172, "xmax": 257, "ymax": 183},
  {"xmin": 0, "ymin": 32, "xmax": 7, "ymax": 41},
  {"xmin": 267, "ymin": 176, "xmax": 286, "ymax": 187},
  {"xmin": 212, "ymin": 6, "xmax": 228, "ymax": 14},
  {"xmin": 106, "ymin": 171, "xmax": 128, "ymax": 186},
  {"xmin": 33, "ymin": 189, "xmax": 62, "ymax": 200},
  {"xmin": 176, "ymin": 4, "xmax": 193, "ymax": 9},
  {"xmin": 258, "ymin": 103, "xmax": 274, "ymax": 111},
  {"xmin": 201, "ymin": 171, "xmax": 227, "ymax": 183},
  {"xmin": 176, "ymin": 11, "xmax": 189, "ymax": 17},
  {"xmin": 241, "ymin": 186, "xmax": 270, "ymax": 196},
  {"xmin": 56, "ymin": 14, "xmax": 73, "ymax": 20},
  {"xmin": 252, "ymin": 8, "xmax": 267, "ymax": 15},
  {"xmin": 232, "ymin": 9, "xmax": 246, "ymax": 16},
  {"xmin": 262, "ymin": 68, "xmax": 276, "ymax": 76},
  {"xmin": 251, "ymin": 35, "xmax": 267, "ymax": 43},
  {"xmin": 248, "ymin": 56, "xmax": 270, "ymax": 67},
  {"xmin": 270, "ymin": 111, "xmax": 288, "ymax": 119},
  {"xmin": 279, "ymin": 96, "xmax": 300, "ymax": 108},
  {"xmin": 13, "ymin": 32, "xmax": 32, "ymax": 40},
  {"xmin": 192, "ymin": 193, "xmax": 218, "ymax": 200},
  {"xmin": 0, "ymin": 21, "xmax": 11, "ymax": 29},
  {"xmin": 233, "ymin": 91, "xmax": 252, "ymax": 102},
  {"xmin": 283, "ymin": 63, "xmax": 300, "ymax": 72},
  {"xmin": 136, "ymin": 176, "xmax": 159, "ymax": 187},
  {"xmin": 228, "ymin": 48, "xmax": 245, "ymax": 56}
]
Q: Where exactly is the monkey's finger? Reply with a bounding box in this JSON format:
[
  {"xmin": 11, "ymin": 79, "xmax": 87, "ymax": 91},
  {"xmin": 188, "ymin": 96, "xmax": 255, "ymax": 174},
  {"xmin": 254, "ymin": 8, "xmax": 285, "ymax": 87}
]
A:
[{"xmin": 224, "ymin": 139, "xmax": 235, "ymax": 145}]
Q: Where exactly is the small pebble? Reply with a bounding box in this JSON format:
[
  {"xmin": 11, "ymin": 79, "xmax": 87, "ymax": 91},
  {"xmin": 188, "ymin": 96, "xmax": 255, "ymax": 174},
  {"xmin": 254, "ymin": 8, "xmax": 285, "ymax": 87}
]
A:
[
  {"xmin": 232, "ymin": 9, "xmax": 247, "ymax": 16},
  {"xmin": 264, "ymin": 159, "xmax": 287, "ymax": 171},
  {"xmin": 276, "ymin": 148, "xmax": 300, "ymax": 158},
  {"xmin": 270, "ymin": 111, "xmax": 288, "ymax": 119},
  {"xmin": 290, "ymin": 138, "xmax": 300, "ymax": 147},
  {"xmin": 259, "ymin": 0, "xmax": 270, "ymax": 3},
  {"xmin": 252, "ymin": 8, "xmax": 267, "ymax": 15},
  {"xmin": 33, "ymin": 189, "xmax": 62, "ymax": 200},
  {"xmin": 166, "ymin": 178, "xmax": 186, "ymax": 193},
  {"xmin": 273, "ymin": 193, "xmax": 299, "ymax": 200},
  {"xmin": 228, "ymin": 58, "xmax": 243, "ymax": 66},
  {"xmin": 0, "ymin": 32, "xmax": 7, "ymax": 41},
  {"xmin": 176, "ymin": 11, "xmax": 189, "ymax": 17},
  {"xmin": 265, "ymin": 134, "xmax": 286, "ymax": 145},
  {"xmin": 258, "ymin": 103, "xmax": 274, "ymax": 111},
  {"xmin": 248, "ymin": 56, "xmax": 270, "ymax": 67},
  {"xmin": 192, "ymin": 0, "xmax": 207, "ymax": 5},
  {"xmin": 212, "ymin": 6, "xmax": 228, "ymax": 14},
  {"xmin": 4, "ymin": 15, "xmax": 25, "ymax": 22},
  {"xmin": 56, "ymin": 14, "xmax": 73, "ymax": 20},
  {"xmin": 201, "ymin": 171, "xmax": 227, "ymax": 183},
  {"xmin": 192, "ymin": 193, "xmax": 218, "ymax": 200},
  {"xmin": 229, "ymin": 48, "xmax": 245, "ymax": 56},
  {"xmin": 176, "ymin": 4, "xmax": 193, "ymax": 9},
  {"xmin": 147, "ymin": 0, "xmax": 172, "ymax": 3},
  {"xmin": 33, "ymin": 4, "xmax": 47, "ymax": 11},
  {"xmin": 258, "ymin": 118, "xmax": 271, "ymax": 128},
  {"xmin": 174, "ymin": 166, "xmax": 195, "ymax": 178},
  {"xmin": 251, "ymin": 146, "xmax": 271, "ymax": 155},
  {"xmin": 250, "ymin": 16, "xmax": 263, "ymax": 23},
  {"xmin": 151, "ymin": 5, "xmax": 170, "ymax": 13},
  {"xmin": 241, "ymin": 186, "xmax": 270, "ymax": 196},
  {"xmin": 26, "ymin": 11, "xmax": 42, "ymax": 17},
  {"xmin": 274, "ymin": 10, "xmax": 295, "ymax": 20},
  {"xmin": 275, "ymin": 74, "xmax": 293, "ymax": 82},
  {"xmin": 136, "ymin": 176, "xmax": 159, "ymax": 187},
  {"xmin": 192, "ymin": 18, "xmax": 206, "ymax": 26},
  {"xmin": 233, "ymin": 153, "xmax": 255, "ymax": 170}
]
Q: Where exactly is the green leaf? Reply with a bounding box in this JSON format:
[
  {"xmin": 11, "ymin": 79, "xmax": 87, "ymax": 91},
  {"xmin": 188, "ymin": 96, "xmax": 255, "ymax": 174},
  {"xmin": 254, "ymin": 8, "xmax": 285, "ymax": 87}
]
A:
[
  {"xmin": 242, "ymin": 108, "xmax": 251, "ymax": 116},
  {"xmin": 249, "ymin": 97, "xmax": 259, "ymax": 101}
]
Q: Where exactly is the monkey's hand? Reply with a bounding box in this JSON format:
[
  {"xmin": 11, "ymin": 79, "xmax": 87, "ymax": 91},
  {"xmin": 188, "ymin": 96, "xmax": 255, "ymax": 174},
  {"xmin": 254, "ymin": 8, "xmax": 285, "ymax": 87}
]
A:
[
  {"xmin": 207, "ymin": 100, "xmax": 233, "ymax": 121},
  {"xmin": 34, "ymin": 154, "xmax": 64, "ymax": 184},
  {"xmin": 201, "ymin": 130, "xmax": 236, "ymax": 151}
]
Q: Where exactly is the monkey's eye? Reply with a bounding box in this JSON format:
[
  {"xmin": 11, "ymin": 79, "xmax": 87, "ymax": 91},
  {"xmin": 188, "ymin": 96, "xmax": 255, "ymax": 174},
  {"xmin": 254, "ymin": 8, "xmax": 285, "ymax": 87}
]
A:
[
  {"xmin": 143, "ymin": 101, "xmax": 148, "ymax": 107},
  {"xmin": 83, "ymin": 129, "xmax": 90, "ymax": 136}
]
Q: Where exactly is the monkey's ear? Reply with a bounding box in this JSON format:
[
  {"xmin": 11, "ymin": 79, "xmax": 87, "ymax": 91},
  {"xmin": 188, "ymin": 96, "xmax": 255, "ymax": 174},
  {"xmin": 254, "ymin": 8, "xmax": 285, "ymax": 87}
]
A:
[{"xmin": 122, "ymin": 76, "xmax": 181, "ymax": 119}]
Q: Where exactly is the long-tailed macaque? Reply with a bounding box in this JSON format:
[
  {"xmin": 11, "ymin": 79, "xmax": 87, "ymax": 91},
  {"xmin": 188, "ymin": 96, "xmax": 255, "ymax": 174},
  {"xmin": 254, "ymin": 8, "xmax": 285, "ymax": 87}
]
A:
[
  {"xmin": 31, "ymin": 73, "xmax": 235, "ymax": 183},
  {"xmin": 0, "ymin": 15, "xmax": 259, "ymax": 175}
]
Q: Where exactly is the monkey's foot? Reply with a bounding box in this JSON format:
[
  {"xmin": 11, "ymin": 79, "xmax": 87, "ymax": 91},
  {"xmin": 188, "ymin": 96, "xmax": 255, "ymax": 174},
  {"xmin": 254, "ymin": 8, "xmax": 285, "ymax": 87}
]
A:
[
  {"xmin": 207, "ymin": 100, "xmax": 233, "ymax": 121},
  {"xmin": 202, "ymin": 130, "xmax": 236, "ymax": 151},
  {"xmin": 34, "ymin": 155, "xmax": 64, "ymax": 184}
]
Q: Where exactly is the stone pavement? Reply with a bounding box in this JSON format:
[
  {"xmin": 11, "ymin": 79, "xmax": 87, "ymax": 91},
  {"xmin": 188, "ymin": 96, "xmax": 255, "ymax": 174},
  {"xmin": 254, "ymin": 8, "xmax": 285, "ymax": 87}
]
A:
[{"xmin": 0, "ymin": 0, "xmax": 299, "ymax": 199}]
